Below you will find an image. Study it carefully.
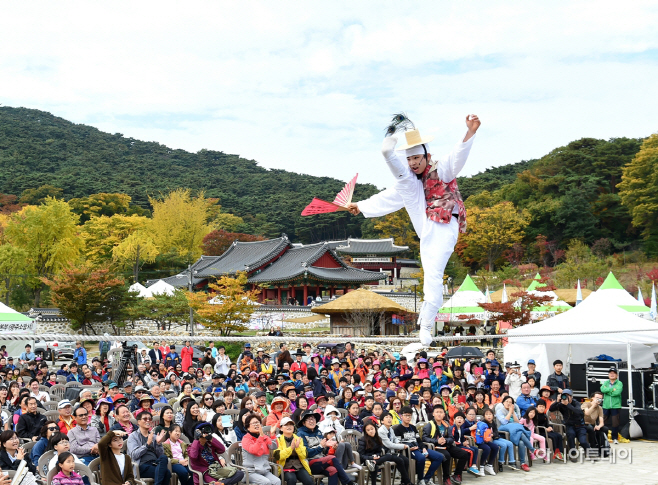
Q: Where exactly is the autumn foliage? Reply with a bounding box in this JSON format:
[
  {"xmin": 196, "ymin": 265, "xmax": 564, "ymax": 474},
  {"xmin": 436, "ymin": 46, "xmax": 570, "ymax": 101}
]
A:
[{"xmin": 201, "ymin": 230, "xmax": 266, "ymax": 256}]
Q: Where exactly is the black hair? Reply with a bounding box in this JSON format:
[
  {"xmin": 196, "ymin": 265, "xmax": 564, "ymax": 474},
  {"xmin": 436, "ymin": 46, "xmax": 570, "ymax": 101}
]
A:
[
  {"xmin": 138, "ymin": 411, "xmax": 153, "ymax": 421},
  {"xmin": 400, "ymin": 406, "xmax": 413, "ymax": 416},
  {"xmin": 48, "ymin": 432, "xmax": 69, "ymax": 451},
  {"xmin": 553, "ymin": 360, "xmax": 563, "ymax": 366},
  {"xmin": 363, "ymin": 420, "xmax": 383, "ymax": 450},
  {"xmin": 56, "ymin": 452, "xmax": 75, "ymax": 473},
  {"xmin": 244, "ymin": 413, "xmax": 261, "ymax": 430},
  {"xmin": 523, "ymin": 406, "xmax": 539, "ymax": 426},
  {"xmin": 40, "ymin": 421, "xmax": 58, "ymax": 439}
]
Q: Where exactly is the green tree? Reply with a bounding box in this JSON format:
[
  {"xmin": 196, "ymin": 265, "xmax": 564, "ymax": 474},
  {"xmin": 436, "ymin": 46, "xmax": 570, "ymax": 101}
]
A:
[
  {"xmin": 42, "ymin": 263, "xmax": 130, "ymax": 335},
  {"xmin": 126, "ymin": 290, "xmax": 190, "ymax": 331},
  {"xmin": 4, "ymin": 198, "xmax": 82, "ymax": 305},
  {"xmin": 553, "ymin": 240, "xmax": 608, "ymax": 289},
  {"xmin": 68, "ymin": 193, "xmax": 132, "ymax": 223},
  {"xmin": 19, "ymin": 184, "xmax": 63, "ymax": 205},
  {"xmin": 372, "ymin": 210, "xmax": 418, "ymax": 257},
  {"xmin": 618, "ymin": 133, "xmax": 658, "ymax": 253},
  {"xmin": 0, "ymin": 244, "xmax": 30, "ymax": 305}
]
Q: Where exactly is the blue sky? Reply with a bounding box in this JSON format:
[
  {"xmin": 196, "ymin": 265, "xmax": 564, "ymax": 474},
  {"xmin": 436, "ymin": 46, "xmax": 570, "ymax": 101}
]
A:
[{"xmin": 1, "ymin": 1, "xmax": 657, "ymax": 190}]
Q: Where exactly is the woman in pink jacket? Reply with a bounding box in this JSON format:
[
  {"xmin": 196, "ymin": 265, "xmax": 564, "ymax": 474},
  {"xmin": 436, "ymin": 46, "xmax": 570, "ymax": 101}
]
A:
[{"xmin": 241, "ymin": 414, "xmax": 280, "ymax": 485}]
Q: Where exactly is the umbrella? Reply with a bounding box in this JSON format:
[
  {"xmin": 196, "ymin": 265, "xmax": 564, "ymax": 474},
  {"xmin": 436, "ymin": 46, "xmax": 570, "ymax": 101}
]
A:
[{"xmin": 445, "ymin": 346, "xmax": 485, "ymax": 359}]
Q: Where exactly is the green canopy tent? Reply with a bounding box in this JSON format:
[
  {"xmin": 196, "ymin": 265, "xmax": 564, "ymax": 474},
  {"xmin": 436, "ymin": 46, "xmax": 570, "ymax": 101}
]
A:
[{"xmin": 0, "ymin": 302, "xmax": 36, "ymax": 357}]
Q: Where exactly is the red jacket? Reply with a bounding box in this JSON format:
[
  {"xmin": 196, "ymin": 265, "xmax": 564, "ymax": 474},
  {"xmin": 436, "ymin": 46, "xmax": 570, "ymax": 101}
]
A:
[
  {"xmin": 291, "ymin": 362, "xmax": 307, "ymax": 374},
  {"xmin": 181, "ymin": 346, "xmax": 194, "ymax": 372}
]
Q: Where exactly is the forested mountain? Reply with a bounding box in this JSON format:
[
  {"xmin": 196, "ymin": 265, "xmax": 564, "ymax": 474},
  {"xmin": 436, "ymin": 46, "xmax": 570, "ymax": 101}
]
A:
[
  {"xmin": 0, "ymin": 106, "xmax": 650, "ymax": 259},
  {"xmin": 0, "ymin": 107, "xmax": 379, "ymax": 243}
]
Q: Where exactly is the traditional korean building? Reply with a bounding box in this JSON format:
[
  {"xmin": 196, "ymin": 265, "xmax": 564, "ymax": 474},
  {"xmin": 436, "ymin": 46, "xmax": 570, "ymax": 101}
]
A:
[
  {"xmin": 149, "ymin": 235, "xmax": 386, "ymax": 305},
  {"xmin": 334, "ymin": 238, "xmax": 412, "ymax": 283}
]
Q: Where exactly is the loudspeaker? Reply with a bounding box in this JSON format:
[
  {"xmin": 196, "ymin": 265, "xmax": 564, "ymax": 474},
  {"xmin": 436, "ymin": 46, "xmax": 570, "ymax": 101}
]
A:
[{"xmin": 619, "ymin": 370, "xmax": 644, "ymax": 408}]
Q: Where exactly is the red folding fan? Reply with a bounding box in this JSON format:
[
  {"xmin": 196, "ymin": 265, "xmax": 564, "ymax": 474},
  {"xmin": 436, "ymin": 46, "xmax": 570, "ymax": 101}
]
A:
[{"xmin": 301, "ymin": 174, "xmax": 358, "ymax": 216}]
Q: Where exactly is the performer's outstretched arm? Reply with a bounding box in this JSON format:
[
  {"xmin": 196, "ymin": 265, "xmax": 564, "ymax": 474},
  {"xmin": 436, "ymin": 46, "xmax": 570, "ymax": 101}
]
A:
[
  {"xmin": 347, "ymin": 187, "xmax": 404, "ymax": 218},
  {"xmin": 435, "ymin": 114, "xmax": 481, "ymax": 182}
]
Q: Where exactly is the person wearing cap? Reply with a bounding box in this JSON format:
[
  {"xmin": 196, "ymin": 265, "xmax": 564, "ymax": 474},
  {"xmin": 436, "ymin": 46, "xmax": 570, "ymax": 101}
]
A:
[
  {"xmin": 72, "ymin": 341, "xmax": 88, "ymax": 366},
  {"xmin": 128, "ymin": 385, "xmax": 148, "ymax": 412},
  {"xmin": 57, "ymin": 399, "xmax": 76, "ymax": 433},
  {"xmin": 275, "ymin": 416, "xmax": 315, "ymax": 485},
  {"xmin": 240, "ymin": 351, "xmax": 257, "ymax": 375},
  {"xmin": 523, "ymin": 359, "xmax": 541, "ymax": 388},
  {"xmin": 266, "ymin": 396, "xmax": 292, "ymax": 429},
  {"xmin": 255, "ymin": 391, "xmax": 270, "ymax": 418},
  {"xmin": 329, "ymin": 359, "xmax": 346, "ymax": 388},
  {"xmin": 236, "ymin": 342, "xmax": 253, "ymax": 367},
  {"xmin": 395, "ymin": 356, "xmax": 414, "ymax": 382},
  {"xmin": 296, "ymin": 410, "xmax": 358, "ymax": 485},
  {"xmin": 549, "ymin": 389, "xmax": 590, "ymax": 458},
  {"xmin": 290, "ymin": 349, "xmax": 308, "ymax": 375},
  {"xmin": 504, "ymin": 362, "xmax": 526, "ymax": 400},
  {"xmin": 348, "ymin": 115, "xmax": 480, "ymax": 346},
  {"xmin": 260, "ymin": 354, "xmax": 274, "ymax": 376},
  {"xmin": 134, "ymin": 394, "xmax": 155, "ymax": 419},
  {"xmin": 599, "ymin": 366, "xmax": 623, "ymax": 444},
  {"xmin": 483, "ymin": 360, "xmax": 504, "ymax": 390}
]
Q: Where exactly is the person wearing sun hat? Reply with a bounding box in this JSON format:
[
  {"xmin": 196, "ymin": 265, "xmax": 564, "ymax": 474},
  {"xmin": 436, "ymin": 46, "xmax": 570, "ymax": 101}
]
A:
[{"xmin": 347, "ymin": 113, "xmax": 481, "ymax": 346}]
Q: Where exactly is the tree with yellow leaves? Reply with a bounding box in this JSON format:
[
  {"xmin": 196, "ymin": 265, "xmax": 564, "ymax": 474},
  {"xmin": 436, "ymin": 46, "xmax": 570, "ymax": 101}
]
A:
[
  {"xmin": 112, "ymin": 231, "xmax": 159, "ymax": 283},
  {"xmin": 186, "ymin": 272, "xmax": 259, "ymax": 336},
  {"xmin": 81, "ymin": 214, "xmax": 152, "ymax": 266},
  {"xmin": 4, "ymin": 198, "xmax": 82, "ymax": 305},
  {"xmin": 461, "ymin": 201, "xmax": 530, "ymax": 271},
  {"xmin": 150, "ymin": 189, "xmax": 211, "ymax": 263},
  {"xmin": 618, "ymin": 134, "xmax": 658, "ymax": 253},
  {"xmin": 373, "ymin": 210, "xmax": 419, "ymax": 257}
]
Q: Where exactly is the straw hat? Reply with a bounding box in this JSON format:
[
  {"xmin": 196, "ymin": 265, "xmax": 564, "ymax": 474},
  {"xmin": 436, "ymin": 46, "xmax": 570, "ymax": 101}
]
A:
[{"xmin": 396, "ymin": 129, "xmax": 434, "ymax": 151}]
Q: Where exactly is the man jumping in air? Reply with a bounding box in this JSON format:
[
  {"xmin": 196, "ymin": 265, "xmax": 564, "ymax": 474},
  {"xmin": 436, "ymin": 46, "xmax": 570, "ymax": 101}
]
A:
[{"xmin": 347, "ymin": 114, "xmax": 480, "ymax": 346}]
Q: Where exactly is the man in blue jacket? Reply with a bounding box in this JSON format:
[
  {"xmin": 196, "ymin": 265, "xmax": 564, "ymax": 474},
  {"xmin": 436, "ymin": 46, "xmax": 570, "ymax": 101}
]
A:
[
  {"xmin": 516, "ymin": 383, "xmax": 537, "ymax": 415},
  {"xmin": 297, "ymin": 410, "xmax": 357, "ymax": 485}
]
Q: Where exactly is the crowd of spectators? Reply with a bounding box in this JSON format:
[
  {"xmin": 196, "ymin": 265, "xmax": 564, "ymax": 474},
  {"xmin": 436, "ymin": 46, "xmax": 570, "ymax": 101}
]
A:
[{"xmin": 0, "ymin": 339, "xmax": 626, "ymax": 485}]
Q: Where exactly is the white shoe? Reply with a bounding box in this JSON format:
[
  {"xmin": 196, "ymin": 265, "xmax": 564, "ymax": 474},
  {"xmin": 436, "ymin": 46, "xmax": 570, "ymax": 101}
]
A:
[
  {"xmin": 613, "ymin": 439, "xmax": 618, "ymax": 444},
  {"xmin": 484, "ymin": 465, "xmax": 496, "ymax": 476},
  {"xmin": 351, "ymin": 464, "xmax": 362, "ymax": 470},
  {"xmin": 478, "ymin": 467, "xmax": 486, "ymax": 477}
]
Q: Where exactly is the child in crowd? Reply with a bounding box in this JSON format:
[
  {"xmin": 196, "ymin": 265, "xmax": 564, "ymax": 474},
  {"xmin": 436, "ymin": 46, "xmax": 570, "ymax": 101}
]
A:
[{"xmin": 51, "ymin": 452, "xmax": 85, "ymax": 485}]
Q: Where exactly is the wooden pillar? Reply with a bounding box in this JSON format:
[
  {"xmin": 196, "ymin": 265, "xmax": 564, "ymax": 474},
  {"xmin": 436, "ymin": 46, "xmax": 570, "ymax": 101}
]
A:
[
  {"xmin": 303, "ymin": 285, "xmax": 308, "ymax": 305},
  {"xmin": 277, "ymin": 287, "xmax": 282, "ymax": 305},
  {"xmin": 317, "ymin": 285, "xmax": 322, "ymax": 299},
  {"xmin": 329, "ymin": 286, "xmax": 334, "ymax": 298}
]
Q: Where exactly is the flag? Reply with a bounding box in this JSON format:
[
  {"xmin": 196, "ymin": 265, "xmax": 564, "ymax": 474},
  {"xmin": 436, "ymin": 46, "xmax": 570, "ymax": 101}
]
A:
[
  {"xmin": 576, "ymin": 279, "xmax": 583, "ymax": 306},
  {"xmin": 651, "ymin": 284, "xmax": 657, "ymax": 320},
  {"xmin": 501, "ymin": 284, "xmax": 508, "ymax": 304}
]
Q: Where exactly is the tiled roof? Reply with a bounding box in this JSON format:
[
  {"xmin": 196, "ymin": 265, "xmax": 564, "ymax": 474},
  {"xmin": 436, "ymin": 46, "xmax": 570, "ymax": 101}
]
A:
[
  {"xmin": 335, "ymin": 238, "xmax": 409, "ymax": 256},
  {"xmin": 248, "ymin": 244, "xmax": 385, "ymax": 284},
  {"xmin": 194, "ymin": 236, "xmax": 290, "ymax": 277}
]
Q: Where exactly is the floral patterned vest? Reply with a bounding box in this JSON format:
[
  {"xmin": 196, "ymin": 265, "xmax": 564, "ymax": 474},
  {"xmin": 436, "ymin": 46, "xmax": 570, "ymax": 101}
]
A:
[{"xmin": 422, "ymin": 163, "xmax": 467, "ymax": 233}]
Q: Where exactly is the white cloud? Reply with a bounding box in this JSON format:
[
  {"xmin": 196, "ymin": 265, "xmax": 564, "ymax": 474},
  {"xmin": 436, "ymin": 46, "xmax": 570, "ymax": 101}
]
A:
[{"xmin": 0, "ymin": 0, "xmax": 657, "ymax": 191}]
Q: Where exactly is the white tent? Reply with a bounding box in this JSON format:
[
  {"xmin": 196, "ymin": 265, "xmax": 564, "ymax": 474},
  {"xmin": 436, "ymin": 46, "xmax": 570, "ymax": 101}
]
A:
[
  {"xmin": 128, "ymin": 282, "xmax": 151, "ymax": 298},
  {"xmin": 144, "ymin": 280, "xmax": 177, "ymax": 297},
  {"xmin": 596, "ymin": 272, "xmax": 651, "ymax": 319},
  {"xmin": 437, "ymin": 275, "xmax": 486, "ymax": 324},
  {"xmin": 0, "ymin": 303, "xmax": 36, "ymax": 357},
  {"xmin": 504, "ymin": 293, "xmax": 658, "ymax": 389}
]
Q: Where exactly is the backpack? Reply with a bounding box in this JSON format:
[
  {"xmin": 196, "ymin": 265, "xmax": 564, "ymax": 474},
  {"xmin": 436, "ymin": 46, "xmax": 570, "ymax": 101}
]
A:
[{"xmin": 474, "ymin": 421, "xmax": 493, "ymax": 444}]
